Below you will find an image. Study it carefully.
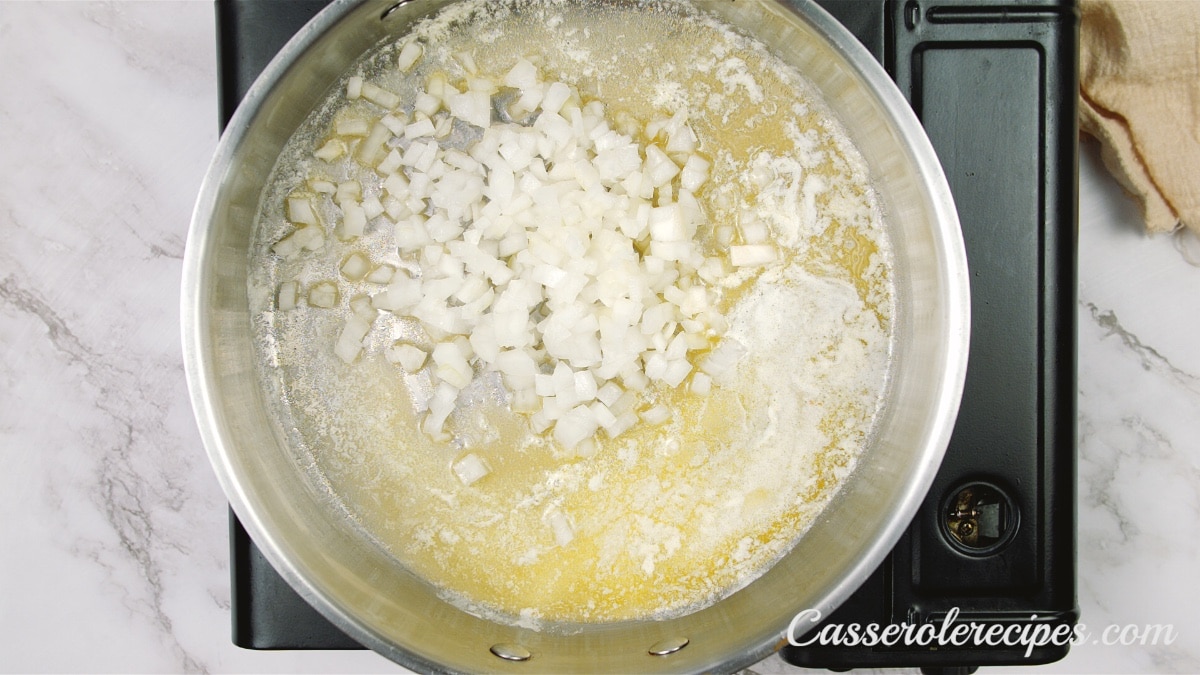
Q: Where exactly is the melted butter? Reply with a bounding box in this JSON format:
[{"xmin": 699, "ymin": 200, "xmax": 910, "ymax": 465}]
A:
[{"xmin": 253, "ymin": 0, "xmax": 894, "ymax": 627}]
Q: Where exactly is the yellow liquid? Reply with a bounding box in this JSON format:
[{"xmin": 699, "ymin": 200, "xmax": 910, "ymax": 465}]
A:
[{"xmin": 255, "ymin": 0, "xmax": 893, "ymax": 627}]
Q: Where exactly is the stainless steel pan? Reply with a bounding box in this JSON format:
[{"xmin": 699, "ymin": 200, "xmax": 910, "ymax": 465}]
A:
[{"xmin": 182, "ymin": 0, "xmax": 969, "ymax": 671}]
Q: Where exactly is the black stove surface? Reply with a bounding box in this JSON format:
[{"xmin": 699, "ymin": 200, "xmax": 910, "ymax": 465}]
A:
[{"xmin": 218, "ymin": 0, "xmax": 1079, "ymax": 670}]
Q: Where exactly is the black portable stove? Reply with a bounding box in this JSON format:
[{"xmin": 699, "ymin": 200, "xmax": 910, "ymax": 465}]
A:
[{"xmin": 218, "ymin": 1, "xmax": 1079, "ymax": 671}]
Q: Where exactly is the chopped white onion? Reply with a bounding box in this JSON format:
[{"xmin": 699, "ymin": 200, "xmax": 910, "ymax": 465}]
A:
[
  {"xmin": 335, "ymin": 180, "xmax": 361, "ymax": 203},
  {"xmin": 286, "ymin": 197, "xmax": 318, "ymax": 226},
  {"xmin": 433, "ymin": 341, "xmax": 473, "ymax": 389},
  {"xmin": 540, "ymin": 81, "xmax": 571, "ymax": 115},
  {"xmin": 365, "ymin": 264, "xmax": 395, "ymax": 285},
  {"xmin": 452, "ymin": 453, "xmax": 490, "ymax": 486},
  {"xmin": 643, "ymin": 145, "xmax": 680, "ymax": 187},
  {"xmin": 277, "ymin": 280, "xmax": 299, "ymax": 311},
  {"xmin": 380, "ymin": 113, "xmax": 408, "ymax": 135},
  {"xmin": 290, "ymin": 60, "xmax": 787, "ymax": 466},
  {"xmin": 307, "ymin": 281, "xmax": 338, "ymax": 309},
  {"xmin": 313, "ymin": 139, "xmax": 346, "ymax": 162},
  {"xmin": 349, "ymin": 294, "xmax": 376, "ymax": 321},
  {"xmin": 448, "ymin": 90, "xmax": 493, "ymax": 128},
  {"xmin": 680, "ymin": 154, "xmax": 710, "ymax": 192},
  {"xmin": 553, "ymin": 404, "xmax": 600, "ymax": 449},
  {"xmin": 339, "ymin": 252, "xmax": 370, "ymax": 281},
  {"xmin": 545, "ymin": 509, "xmax": 574, "ymax": 547},
  {"xmin": 335, "ymin": 118, "xmax": 369, "ymax": 137},
  {"xmin": 405, "ymin": 117, "xmax": 436, "ymax": 139},
  {"xmin": 698, "ymin": 337, "xmax": 747, "ymax": 382},
  {"xmin": 730, "ymin": 244, "xmax": 777, "ymax": 267},
  {"xmin": 357, "ymin": 121, "xmax": 392, "ymax": 166},
  {"xmin": 361, "ymin": 82, "xmax": 400, "ymax": 110},
  {"xmin": 335, "ymin": 315, "xmax": 372, "ymax": 363},
  {"xmin": 423, "ymin": 382, "xmax": 459, "ymax": 439},
  {"xmin": 640, "ymin": 404, "xmax": 671, "ymax": 426},
  {"xmin": 397, "ymin": 40, "xmax": 423, "ymax": 72},
  {"xmin": 341, "ymin": 202, "xmax": 367, "ymax": 239}
]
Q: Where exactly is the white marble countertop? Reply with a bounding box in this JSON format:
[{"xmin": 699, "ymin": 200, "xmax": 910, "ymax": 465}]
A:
[{"xmin": 2, "ymin": 2, "xmax": 1197, "ymax": 673}]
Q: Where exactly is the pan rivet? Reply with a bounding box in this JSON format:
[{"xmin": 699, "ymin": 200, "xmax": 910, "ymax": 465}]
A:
[
  {"xmin": 648, "ymin": 636, "xmax": 690, "ymax": 656},
  {"xmin": 490, "ymin": 643, "xmax": 532, "ymax": 662},
  {"xmin": 379, "ymin": 1, "xmax": 413, "ymax": 21}
]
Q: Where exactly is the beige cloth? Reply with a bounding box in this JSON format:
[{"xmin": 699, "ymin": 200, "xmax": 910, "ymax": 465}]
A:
[{"xmin": 1079, "ymin": 0, "xmax": 1200, "ymax": 234}]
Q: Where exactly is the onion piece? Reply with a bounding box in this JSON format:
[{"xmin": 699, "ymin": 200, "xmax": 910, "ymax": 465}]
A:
[
  {"xmin": 313, "ymin": 139, "xmax": 346, "ymax": 162},
  {"xmin": 340, "ymin": 202, "xmax": 367, "ymax": 239},
  {"xmin": 277, "ymin": 280, "xmax": 299, "ymax": 311},
  {"xmin": 643, "ymin": 145, "xmax": 680, "ymax": 187},
  {"xmin": 540, "ymin": 82, "xmax": 572, "ymax": 115},
  {"xmin": 307, "ymin": 281, "xmax": 338, "ymax": 309},
  {"xmin": 680, "ymin": 154, "xmax": 710, "ymax": 192},
  {"xmin": 640, "ymin": 404, "xmax": 671, "ymax": 426},
  {"xmin": 698, "ymin": 338, "xmax": 747, "ymax": 382},
  {"xmin": 452, "ymin": 453, "xmax": 490, "ymax": 486},
  {"xmin": 405, "ymin": 118, "xmax": 436, "ymax": 139},
  {"xmin": 423, "ymin": 382, "xmax": 459, "ymax": 439},
  {"xmin": 448, "ymin": 90, "xmax": 493, "ymax": 128},
  {"xmin": 545, "ymin": 509, "xmax": 574, "ymax": 547},
  {"xmin": 287, "ymin": 197, "xmax": 318, "ymax": 226},
  {"xmin": 396, "ymin": 40, "xmax": 423, "ymax": 72},
  {"xmin": 335, "ymin": 315, "xmax": 372, "ymax": 363},
  {"xmin": 361, "ymin": 82, "xmax": 400, "ymax": 109},
  {"xmin": 553, "ymin": 405, "xmax": 600, "ymax": 449},
  {"xmin": 339, "ymin": 252, "xmax": 371, "ymax": 281},
  {"xmin": 348, "ymin": 294, "xmax": 376, "ymax": 321},
  {"xmin": 335, "ymin": 118, "xmax": 369, "ymax": 137},
  {"xmin": 730, "ymin": 244, "xmax": 777, "ymax": 267},
  {"xmin": 433, "ymin": 341, "xmax": 473, "ymax": 389}
]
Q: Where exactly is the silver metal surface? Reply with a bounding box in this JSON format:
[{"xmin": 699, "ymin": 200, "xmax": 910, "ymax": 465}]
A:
[
  {"xmin": 490, "ymin": 643, "xmax": 533, "ymax": 662},
  {"xmin": 649, "ymin": 636, "xmax": 691, "ymax": 656},
  {"xmin": 181, "ymin": 0, "xmax": 969, "ymax": 672}
]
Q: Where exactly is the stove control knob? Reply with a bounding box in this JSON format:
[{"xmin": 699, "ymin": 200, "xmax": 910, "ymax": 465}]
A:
[{"xmin": 941, "ymin": 481, "xmax": 1018, "ymax": 554}]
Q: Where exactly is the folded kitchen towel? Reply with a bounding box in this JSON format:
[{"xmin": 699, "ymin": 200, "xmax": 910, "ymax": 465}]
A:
[{"xmin": 1079, "ymin": 0, "xmax": 1200, "ymax": 234}]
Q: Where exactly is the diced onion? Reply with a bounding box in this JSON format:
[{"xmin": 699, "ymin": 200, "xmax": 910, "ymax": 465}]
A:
[
  {"xmin": 405, "ymin": 118, "xmax": 436, "ymax": 139},
  {"xmin": 349, "ymin": 294, "xmax": 376, "ymax": 321},
  {"xmin": 277, "ymin": 280, "xmax": 299, "ymax": 311},
  {"xmin": 335, "ymin": 315, "xmax": 371, "ymax": 363},
  {"xmin": 397, "ymin": 40, "xmax": 423, "ymax": 72},
  {"xmin": 335, "ymin": 118, "xmax": 369, "ymax": 137},
  {"xmin": 730, "ymin": 244, "xmax": 777, "ymax": 267},
  {"xmin": 339, "ymin": 252, "xmax": 371, "ymax": 281},
  {"xmin": 361, "ymin": 82, "xmax": 400, "ymax": 110},
  {"xmin": 285, "ymin": 59, "xmax": 789, "ymax": 467},
  {"xmin": 341, "ymin": 202, "xmax": 367, "ymax": 239},
  {"xmin": 545, "ymin": 509, "xmax": 574, "ymax": 547},
  {"xmin": 313, "ymin": 139, "xmax": 346, "ymax": 162},
  {"xmin": 307, "ymin": 281, "xmax": 338, "ymax": 308},
  {"xmin": 698, "ymin": 337, "xmax": 747, "ymax": 382},
  {"xmin": 357, "ymin": 121, "xmax": 392, "ymax": 166},
  {"xmin": 640, "ymin": 404, "xmax": 671, "ymax": 426},
  {"xmin": 452, "ymin": 453, "xmax": 490, "ymax": 485}
]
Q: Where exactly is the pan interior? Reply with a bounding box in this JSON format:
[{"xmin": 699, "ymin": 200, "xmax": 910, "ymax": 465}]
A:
[{"xmin": 246, "ymin": 0, "xmax": 894, "ymax": 630}]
